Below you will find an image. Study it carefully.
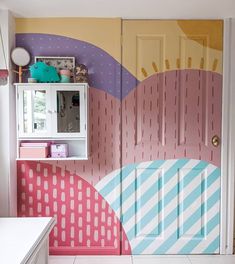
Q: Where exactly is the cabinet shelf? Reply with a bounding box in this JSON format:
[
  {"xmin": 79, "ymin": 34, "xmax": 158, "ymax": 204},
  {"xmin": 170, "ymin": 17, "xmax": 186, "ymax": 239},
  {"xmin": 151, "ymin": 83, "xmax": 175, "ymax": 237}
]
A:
[
  {"xmin": 17, "ymin": 137, "xmax": 86, "ymax": 141},
  {"xmin": 15, "ymin": 83, "xmax": 89, "ymax": 160},
  {"xmin": 17, "ymin": 157, "xmax": 89, "ymax": 161}
]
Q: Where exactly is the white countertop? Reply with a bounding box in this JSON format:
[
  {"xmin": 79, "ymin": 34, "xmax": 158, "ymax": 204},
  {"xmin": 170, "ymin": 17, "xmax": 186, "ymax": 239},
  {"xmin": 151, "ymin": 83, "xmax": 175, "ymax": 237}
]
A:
[{"xmin": 0, "ymin": 217, "xmax": 55, "ymax": 264}]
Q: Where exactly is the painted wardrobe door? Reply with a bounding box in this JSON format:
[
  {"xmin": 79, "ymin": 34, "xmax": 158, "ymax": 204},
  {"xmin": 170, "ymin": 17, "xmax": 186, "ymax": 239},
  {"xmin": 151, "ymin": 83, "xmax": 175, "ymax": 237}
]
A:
[
  {"xmin": 121, "ymin": 20, "xmax": 223, "ymax": 254},
  {"xmin": 16, "ymin": 18, "xmax": 124, "ymax": 255}
]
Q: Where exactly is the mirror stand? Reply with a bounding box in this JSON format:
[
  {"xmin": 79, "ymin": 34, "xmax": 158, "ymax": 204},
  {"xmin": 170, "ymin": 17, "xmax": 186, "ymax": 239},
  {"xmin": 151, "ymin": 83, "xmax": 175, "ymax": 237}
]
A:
[{"xmin": 13, "ymin": 66, "xmax": 28, "ymax": 83}]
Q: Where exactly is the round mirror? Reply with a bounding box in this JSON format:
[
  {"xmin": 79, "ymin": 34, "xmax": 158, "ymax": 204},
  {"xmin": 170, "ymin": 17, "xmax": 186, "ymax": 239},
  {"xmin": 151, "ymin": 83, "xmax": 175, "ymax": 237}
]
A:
[{"xmin": 11, "ymin": 47, "xmax": 30, "ymax": 66}]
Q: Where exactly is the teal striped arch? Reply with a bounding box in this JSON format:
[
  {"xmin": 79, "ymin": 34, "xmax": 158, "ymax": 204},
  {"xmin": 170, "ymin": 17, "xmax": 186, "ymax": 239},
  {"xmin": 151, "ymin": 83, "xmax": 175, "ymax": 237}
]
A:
[{"xmin": 95, "ymin": 159, "xmax": 221, "ymax": 255}]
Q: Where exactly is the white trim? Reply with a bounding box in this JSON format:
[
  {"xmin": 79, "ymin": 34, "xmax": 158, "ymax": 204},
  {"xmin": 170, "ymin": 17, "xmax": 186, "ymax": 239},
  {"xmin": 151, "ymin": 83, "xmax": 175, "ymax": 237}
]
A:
[
  {"xmin": 0, "ymin": 10, "xmax": 16, "ymax": 217},
  {"xmin": 221, "ymin": 18, "xmax": 235, "ymax": 254}
]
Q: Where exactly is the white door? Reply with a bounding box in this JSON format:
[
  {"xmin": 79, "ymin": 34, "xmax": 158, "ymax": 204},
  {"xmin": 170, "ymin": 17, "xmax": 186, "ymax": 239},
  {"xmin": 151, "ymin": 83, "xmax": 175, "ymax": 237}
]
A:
[
  {"xmin": 120, "ymin": 20, "xmax": 223, "ymax": 254},
  {"xmin": 51, "ymin": 85, "xmax": 87, "ymax": 138},
  {"xmin": 17, "ymin": 85, "xmax": 52, "ymax": 138}
]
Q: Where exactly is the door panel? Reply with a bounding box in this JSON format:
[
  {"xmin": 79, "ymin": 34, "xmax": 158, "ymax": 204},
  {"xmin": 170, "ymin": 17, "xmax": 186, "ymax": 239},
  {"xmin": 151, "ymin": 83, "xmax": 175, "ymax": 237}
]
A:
[
  {"xmin": 17, "ymin": 86, "xmax": 51, "ymax": 138},
  {"xmin": 136, "ymin": 36, "xmax": 165, "ymax": 79},
  {"xmin": 51, "ymin": 86, "xmax": 86, "ymax": 138},
  {"xmin": 121, "ymin": 20, "xmax": 222, "ymax": 254},
  {"xmin": 135, "ymin": 167, "xmax": 164, "ymax": 238}
]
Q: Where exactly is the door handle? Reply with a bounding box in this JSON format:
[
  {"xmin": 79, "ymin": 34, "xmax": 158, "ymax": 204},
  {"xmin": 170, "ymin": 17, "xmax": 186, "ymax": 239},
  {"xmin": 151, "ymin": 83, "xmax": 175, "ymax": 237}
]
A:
[{"xmin": 212, "ymin": 135, "xmax": 220, "ymax": 147}]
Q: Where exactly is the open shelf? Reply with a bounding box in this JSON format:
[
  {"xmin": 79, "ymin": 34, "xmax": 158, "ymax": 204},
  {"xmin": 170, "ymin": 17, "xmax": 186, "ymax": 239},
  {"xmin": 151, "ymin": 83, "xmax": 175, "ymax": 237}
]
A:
[{"xmin": 17, "ymin": 139, "xmax": 89, "ymax": 160}]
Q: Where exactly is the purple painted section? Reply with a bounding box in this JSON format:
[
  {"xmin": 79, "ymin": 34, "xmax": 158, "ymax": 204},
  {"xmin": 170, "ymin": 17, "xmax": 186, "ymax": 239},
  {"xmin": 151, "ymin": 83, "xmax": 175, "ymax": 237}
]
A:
[
  {"xmin": 16, "ymin": 33, "xmax": 139, "ymax": 99},
  {"xmin": 122, "ymin": 69, "xmax": 139, "ymax": 99}
]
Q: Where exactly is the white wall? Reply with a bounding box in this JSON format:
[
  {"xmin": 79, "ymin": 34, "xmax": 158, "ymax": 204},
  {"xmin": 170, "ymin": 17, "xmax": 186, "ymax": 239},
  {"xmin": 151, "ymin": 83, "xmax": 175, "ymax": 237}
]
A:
[
  {"xmin": 0, "ymin": 9, "xmax": 16, "ymax": 216},
  {"xmin": 230, "ymin": 19, "xmax": 235, "ymax": 254},
  {"xmin": 220, "ymin": 18, "xmax": 235, "ymax": 254},
  {"xmin": 0, "ymin": 0, "xmax": 235, "ymax": 18}
]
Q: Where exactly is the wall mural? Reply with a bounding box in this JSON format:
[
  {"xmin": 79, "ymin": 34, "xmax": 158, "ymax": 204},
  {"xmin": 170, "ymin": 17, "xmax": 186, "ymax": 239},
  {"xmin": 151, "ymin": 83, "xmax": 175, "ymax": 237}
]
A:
[
  {"xmin": 96, "ymin": 159, "xmax": 221, "ymax": 254},
  {"xmin": 16, "ymin": 19, "xmax": 223, "ymax": 255}
]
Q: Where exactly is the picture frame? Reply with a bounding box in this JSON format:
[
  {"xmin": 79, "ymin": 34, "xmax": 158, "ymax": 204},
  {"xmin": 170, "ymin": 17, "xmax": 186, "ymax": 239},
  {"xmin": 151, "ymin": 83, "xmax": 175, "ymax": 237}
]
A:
[{"xmin": 34, "ymin": 56, "xmax": 75, "ymax": 72}]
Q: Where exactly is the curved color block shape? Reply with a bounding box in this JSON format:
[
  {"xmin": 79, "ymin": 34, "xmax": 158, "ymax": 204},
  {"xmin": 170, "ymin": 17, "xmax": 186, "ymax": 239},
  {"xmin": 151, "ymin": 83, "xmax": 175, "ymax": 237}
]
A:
[
  {"xmin": 122, "ymin": 70, "xmax": 222, "ymax": 168},
  {"xmin": 17, "ymin": 161, "xmax": 131, "ymax": 255},
  {"xmin": 95, "ymin": 159, "xmax": 221, "ymax": 254},
  {"xmin": 16, "ymin": 33, "xmax": 139, "ymax": 99}
]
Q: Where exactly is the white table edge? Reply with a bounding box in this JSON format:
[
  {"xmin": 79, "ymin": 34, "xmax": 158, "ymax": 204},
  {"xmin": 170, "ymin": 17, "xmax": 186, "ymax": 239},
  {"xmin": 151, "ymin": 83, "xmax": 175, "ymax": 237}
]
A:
[{"xmin": 21, "ymin": 217, "xmax": 56, "ymax": 264}]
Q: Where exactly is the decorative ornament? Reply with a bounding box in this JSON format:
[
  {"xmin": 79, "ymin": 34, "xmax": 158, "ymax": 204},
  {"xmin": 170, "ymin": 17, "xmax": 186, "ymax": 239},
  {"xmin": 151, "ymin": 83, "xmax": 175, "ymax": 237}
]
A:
[
  {"xmin": 75, "ymin": 64, "xmax": 88, "ymax": 83},
  {"xmin": 29, "ymin": 61, "xmax": 60, "ymax": 83},
  {"xmin": 11, "ymin": 47, "xmax": 30, "ymax": 83}
]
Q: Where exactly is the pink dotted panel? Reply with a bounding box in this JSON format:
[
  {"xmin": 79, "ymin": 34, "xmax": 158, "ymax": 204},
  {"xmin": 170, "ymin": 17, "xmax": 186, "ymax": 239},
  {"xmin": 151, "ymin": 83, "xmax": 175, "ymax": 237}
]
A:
[
  {"xmin": 17, "ymin": 161, "xmax": 125, "ymax": 255},
  {"xmin": 122, "ymin": 227, "xmax": 132, "ymax": 255}
]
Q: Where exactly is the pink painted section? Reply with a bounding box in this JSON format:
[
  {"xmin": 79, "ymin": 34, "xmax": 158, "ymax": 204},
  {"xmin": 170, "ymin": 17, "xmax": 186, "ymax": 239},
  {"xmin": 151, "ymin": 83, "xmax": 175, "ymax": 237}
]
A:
[
  {"xmin": 121, "ymin": 227, "xmax": 132, "ymax": 255},
  {"xmin": 17, "ymin": 69, "xmax": 222, "ymax": 255},
  {"xmin": 43, "ymin": 87, "xmax": 121, "ymax": 185},
  {"xmin": 122, "ymin": 70, "xmax": 222, "ymax": 168},
  {"xmin": 17, "ymin": 87, "xmax": 129, "ymax": 255},
  {"xmin": 17, "ymin": 161, "xmax": 122, "ymax": 255},
  {"xmin": 17, "ymin": 160, "xmax": 133, "ymax": 254}
]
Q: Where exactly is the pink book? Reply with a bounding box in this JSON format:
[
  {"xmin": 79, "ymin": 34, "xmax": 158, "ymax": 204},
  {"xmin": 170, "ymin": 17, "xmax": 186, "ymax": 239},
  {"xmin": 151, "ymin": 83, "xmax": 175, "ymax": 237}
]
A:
[
  {"xmin": 20, "ymin": 146, "xmax": 49, "ymax": 158},
  {"xmin": 20, "ymin": 142, "xmax": 51, "ymax": 147}
]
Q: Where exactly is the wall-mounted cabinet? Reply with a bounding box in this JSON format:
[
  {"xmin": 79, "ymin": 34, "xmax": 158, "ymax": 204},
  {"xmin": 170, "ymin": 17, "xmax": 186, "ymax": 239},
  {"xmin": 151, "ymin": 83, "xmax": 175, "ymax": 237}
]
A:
[{"xmin": 15, "ymin": 83, "xmax": 89, "ymax": 160}]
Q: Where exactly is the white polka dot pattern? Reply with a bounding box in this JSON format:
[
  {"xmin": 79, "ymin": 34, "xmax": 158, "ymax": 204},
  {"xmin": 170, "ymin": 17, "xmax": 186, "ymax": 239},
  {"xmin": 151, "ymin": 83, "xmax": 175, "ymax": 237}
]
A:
[{"xmin": 17, "ymin": 162, "xmax": 131, "ymax": 255}]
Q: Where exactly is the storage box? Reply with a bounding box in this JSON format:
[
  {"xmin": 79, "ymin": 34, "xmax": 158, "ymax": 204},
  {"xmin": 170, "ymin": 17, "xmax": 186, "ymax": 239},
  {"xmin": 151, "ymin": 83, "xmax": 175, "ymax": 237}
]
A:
[
  {"xmin": 19, "ymin": 146, "xmax": 49, "ymax": 159},
  {"xmin": 51, "ymin": 144, "xmax": 68, "ymax": 158}
]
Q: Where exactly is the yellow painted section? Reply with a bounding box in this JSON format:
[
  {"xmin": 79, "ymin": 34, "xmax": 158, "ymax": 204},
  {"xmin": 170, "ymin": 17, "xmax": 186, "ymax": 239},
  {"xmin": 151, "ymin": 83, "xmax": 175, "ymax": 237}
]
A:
[
  {"xmin": 16, "ymin": 18, "xmax": 223, "ymax": 81},
  {"xmin": 122, "ymin": 20, "xmax": 223, "ymax": 81},
  {"xmin": 16, "ymin": 18, "xmax": 121, "ymax": 62},
  {"xmin": 177, "ymin": 20, "xmax": 223, "ymax": 51}
]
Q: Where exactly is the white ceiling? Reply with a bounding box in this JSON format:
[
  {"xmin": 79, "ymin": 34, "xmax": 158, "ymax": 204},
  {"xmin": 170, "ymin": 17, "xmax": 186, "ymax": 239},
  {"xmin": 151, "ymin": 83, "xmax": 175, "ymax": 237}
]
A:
[{"xmin": 0, "ymin": 0, "xmax": 235, "ymax": 18}]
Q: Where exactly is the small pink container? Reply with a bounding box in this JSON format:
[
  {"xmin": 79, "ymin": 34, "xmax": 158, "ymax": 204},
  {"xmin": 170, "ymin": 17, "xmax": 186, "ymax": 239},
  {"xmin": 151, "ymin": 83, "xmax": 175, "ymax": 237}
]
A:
[
  {"xmin": 59, "ymin": 69, "xmax": 71, "ymax": 77},
  {"xmin": 19, "ymin": 146, "xmax": 49, "ymax": 159},
  {"xmin": 51, "ymin": 144, "xmax": 68, "ymax": 158}
]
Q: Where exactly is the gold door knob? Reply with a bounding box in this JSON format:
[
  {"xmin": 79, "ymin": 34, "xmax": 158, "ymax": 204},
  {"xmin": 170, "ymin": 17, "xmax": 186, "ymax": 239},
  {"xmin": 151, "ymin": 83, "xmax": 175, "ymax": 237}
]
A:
[{"xmin": 212, "ymin": 135, "xmax": 220, "ymax": 147}]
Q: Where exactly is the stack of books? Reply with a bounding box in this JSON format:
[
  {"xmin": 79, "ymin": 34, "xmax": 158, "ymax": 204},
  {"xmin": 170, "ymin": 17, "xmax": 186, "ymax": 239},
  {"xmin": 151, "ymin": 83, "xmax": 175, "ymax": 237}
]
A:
[{"xmin": 19, "ymin": 142, "xmax": 50, "ymax": 159}]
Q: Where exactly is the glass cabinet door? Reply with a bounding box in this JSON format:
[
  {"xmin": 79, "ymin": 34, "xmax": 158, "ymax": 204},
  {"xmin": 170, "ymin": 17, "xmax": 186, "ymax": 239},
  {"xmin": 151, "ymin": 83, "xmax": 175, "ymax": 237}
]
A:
[
  {"xmin": 18, "ymin": 86, "xmax": 51, "ymax": 137},
  {"xmin": 52, "ymin": 86, "xmax": 86, "ymax": 137}
]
